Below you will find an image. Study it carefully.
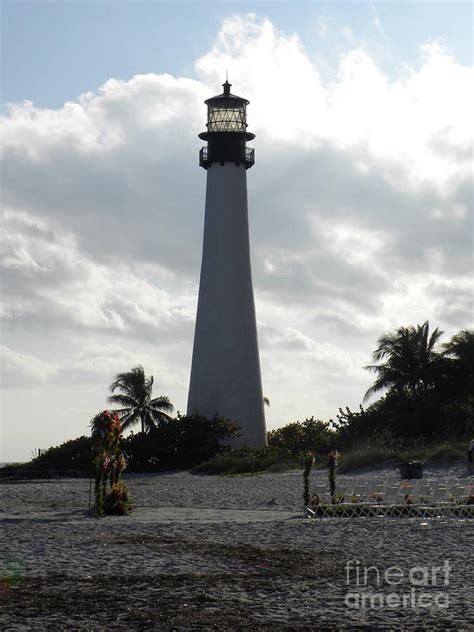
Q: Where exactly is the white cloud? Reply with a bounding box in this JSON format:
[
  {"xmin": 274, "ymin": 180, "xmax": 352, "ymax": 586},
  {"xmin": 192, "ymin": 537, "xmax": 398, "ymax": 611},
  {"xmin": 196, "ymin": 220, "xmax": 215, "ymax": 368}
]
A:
[
  {"xmin": 1, "ymin": 209, "xmax": 195, "ymax": 337},
  {"xmin": 0, "ymin": 14, "xmax": 472, "ymax": 460},
  {"xmin": 196, "ymin": 16, "xmax": 472, "ymax": 188},
  {"xmin": 0, "ymin": 346, "xmax": 56, "ymax": 387}
]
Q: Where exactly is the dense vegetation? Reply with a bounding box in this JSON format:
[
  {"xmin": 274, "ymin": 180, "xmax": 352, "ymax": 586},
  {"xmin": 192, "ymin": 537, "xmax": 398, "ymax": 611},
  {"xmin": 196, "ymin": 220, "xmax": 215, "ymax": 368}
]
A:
[
  {"xmin": 0, "ymin": 435, "xmax": 93, "ymax": 477},
  {"xmin": 192, "ymin": 323, "xmax": 473, "ymax": 474},
  {"xmin": 1, "ymin": 323, "xmax": 472, "ymax": 478},
  {"xmin": 192, "ymin": 446, "xmax": 299, "ymax": 475},
  {"xmin": 0, "ymin": 415, "xmax": 239, "ymax": 477},
  {"xmin": 333, "ymin": 323, "xmax": 473, "ymax": 447},
  {"xmin": 122, "ymin": 414, "xmax": 239, "ymax": 471}
]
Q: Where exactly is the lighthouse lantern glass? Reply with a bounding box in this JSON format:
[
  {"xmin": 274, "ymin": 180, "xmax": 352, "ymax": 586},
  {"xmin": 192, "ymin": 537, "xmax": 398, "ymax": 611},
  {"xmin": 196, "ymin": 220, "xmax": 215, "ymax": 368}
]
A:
[{"xmin": 207, "ymin": 103, "xmax": 247, "ymax": 133}]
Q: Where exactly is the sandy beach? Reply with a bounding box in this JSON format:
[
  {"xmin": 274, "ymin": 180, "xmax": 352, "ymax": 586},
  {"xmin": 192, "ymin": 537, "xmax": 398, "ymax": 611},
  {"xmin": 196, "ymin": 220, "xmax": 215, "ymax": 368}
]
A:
[{"xmin": 1, "ymin": 464, "xmax": 473, "ymax": 630}]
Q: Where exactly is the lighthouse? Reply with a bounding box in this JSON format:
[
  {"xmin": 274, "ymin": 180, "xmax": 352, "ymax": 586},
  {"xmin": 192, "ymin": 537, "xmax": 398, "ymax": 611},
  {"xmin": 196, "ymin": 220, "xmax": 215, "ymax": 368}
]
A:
[{"xmin": 187, "ymin": 80, "xmax": 267, "ymax": 447}]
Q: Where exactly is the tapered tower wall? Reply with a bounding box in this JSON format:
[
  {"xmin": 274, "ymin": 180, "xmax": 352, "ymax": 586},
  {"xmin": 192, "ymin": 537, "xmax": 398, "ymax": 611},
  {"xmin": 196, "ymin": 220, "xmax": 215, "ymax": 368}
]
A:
[{"xmin": 187, "ymin": 162, "xmax": 266, "ymax": 447}]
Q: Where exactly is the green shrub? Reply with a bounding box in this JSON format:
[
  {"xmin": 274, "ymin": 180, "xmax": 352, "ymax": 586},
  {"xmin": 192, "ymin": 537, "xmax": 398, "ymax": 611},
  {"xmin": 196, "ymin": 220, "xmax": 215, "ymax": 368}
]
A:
[
  {"xmin": 192, "ymin": 446, "xmax": 299, "ymax": 475},
  {"xmin": 422, "ymin": 441, "xmax": 467, "ymax": 461},
  {"xmin": 31, "ymin": 436, "xmax": 92, "ymax": 471},
  {"xmin": 338, "ymin": 446, "xmax": 398, "ymax": 473},
  {"xmin": 122, "ymin": 413, "xmax": 240, "ymax": 471},
  {"xmin": 268, "ymin": 417, "xmax": 336, "ymax": 457},
  {"xmin": 0, "ymin": 437, "xmax": 92, "ymax": 477},
  {"xmin": 337, "ymin": 438, "xmax": 469, "ymax": 473}
]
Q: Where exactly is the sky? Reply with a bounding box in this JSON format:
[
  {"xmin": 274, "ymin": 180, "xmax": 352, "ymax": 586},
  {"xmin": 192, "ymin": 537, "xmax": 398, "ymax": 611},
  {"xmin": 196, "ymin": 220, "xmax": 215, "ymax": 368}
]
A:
[{"xmin": 1, "ymin": 1, "xmax": 473, "ymax": 461}]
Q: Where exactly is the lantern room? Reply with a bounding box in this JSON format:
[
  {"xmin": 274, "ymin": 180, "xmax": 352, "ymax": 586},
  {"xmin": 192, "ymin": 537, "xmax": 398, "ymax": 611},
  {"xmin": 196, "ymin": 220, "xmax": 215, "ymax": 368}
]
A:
[{"xmin": 199, "ymin": 80, "xmax": 255, "ymax": 169}]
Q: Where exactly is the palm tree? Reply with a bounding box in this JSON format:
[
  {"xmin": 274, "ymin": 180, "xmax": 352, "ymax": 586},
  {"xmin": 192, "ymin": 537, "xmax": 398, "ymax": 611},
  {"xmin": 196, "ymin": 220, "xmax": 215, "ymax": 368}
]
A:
[
  {"xmin": 442, "ymin": 329, "xmax": 474, "ymax": 394},
  {"xmin": 363, "ymin": 321, "xmax": 444, "ymax": 402},
  {"xmin": 108, "ymin": 366, "xmax": 174, "ymax": 433}
]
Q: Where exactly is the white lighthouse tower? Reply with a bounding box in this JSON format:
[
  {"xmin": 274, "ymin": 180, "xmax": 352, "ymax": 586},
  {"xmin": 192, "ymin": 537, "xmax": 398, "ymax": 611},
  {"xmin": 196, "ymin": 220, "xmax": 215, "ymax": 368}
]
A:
[{"xmin": 187, "ymin": 80, "xmax": 266, "ymax": 447}]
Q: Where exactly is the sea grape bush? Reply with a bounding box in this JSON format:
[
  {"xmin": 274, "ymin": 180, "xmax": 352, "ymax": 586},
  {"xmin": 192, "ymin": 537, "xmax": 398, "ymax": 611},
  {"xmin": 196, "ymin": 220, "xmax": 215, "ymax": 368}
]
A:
[{"xmin": 122, "ymin": 413, "xmax": 240, "ymax": 471}]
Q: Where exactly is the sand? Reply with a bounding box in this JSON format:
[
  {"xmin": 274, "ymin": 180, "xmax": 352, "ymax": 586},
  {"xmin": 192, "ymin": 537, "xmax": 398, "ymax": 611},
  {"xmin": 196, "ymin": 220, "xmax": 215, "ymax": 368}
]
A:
[{"xmin": 1, "ymin": 464, "xmax": 473, "ymax": 630}]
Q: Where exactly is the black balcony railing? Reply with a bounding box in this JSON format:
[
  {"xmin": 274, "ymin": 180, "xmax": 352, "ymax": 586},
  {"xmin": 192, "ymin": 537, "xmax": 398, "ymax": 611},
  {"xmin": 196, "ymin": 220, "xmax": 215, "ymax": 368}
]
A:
[
  {"xmin": 199, "ymin": 146, "xmax": 255, "ymax": 169},
  {"xmin": 199, "ymin": 146, "xmax": 208, "ymax": 166}
]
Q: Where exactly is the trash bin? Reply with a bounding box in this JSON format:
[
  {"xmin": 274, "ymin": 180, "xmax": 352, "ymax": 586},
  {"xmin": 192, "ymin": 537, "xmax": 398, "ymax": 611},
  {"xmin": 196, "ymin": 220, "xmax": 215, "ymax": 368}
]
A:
[
  {"xmin": 409, "ymin": 462, "xmax": 424, "ymax": 479},
  {"xmin": 398, "ymin": 463, "xmax": 411, "ymax": 479},
  {"xmin": 398, "ymin": 462, "xmax": 424, "ymax": 479}
]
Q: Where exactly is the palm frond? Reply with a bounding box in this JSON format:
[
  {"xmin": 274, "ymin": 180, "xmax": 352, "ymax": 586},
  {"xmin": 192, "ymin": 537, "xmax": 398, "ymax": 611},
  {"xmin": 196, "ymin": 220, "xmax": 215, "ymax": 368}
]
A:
[
  {"xmin": 150, "ymin": 409, "xmax": 173, "ymax": 424},
  {"xmin": 108, "ymin": 366, "xmax": 174, "ymax": 430},
  {"xmin": 107, "ymin": 394, "xmax": 139, "ymax": 408},
  {"xmin": 120, "ymin": 410, "xmax": 140, "ymax": 431},
  {"xmin": 110, "ymin": 407, "xmax": 135, "ymax": 417},
  {"xmin": 149, "ymin": 396, "xmax": 174, "ymax": 413}
]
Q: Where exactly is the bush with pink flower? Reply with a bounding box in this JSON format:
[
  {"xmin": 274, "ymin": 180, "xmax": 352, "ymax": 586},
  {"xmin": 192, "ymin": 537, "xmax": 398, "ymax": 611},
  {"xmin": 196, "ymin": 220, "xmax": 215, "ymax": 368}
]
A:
[{"xmin": 90, "ymin": 410, "xmax": 132, "ymax": 516}]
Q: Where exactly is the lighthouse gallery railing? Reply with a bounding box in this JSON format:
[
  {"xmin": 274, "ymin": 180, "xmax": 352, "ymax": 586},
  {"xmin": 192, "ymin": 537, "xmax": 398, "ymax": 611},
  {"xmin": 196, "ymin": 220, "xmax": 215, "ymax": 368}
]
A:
[{"xmin": 199, "ymin": 146, "xmax": 255, "ymax": 168}]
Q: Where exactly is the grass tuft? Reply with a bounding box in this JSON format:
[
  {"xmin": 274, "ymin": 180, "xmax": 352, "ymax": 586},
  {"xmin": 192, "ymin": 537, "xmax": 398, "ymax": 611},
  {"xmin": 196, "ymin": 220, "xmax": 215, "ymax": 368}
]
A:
[
  {"xmin": 338, "ymin": 440, "xmax": 468, "ymax": 473},
  {"xmin": 191, "ymin": 447, "xmax": 299, "ymax": 475}
]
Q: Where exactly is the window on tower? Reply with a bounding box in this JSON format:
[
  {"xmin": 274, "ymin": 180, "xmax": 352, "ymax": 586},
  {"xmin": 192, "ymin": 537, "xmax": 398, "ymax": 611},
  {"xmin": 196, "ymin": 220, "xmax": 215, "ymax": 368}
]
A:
[{"xmin": 207, "ymin": 105, "xmax": 247, "ymax": 133}]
